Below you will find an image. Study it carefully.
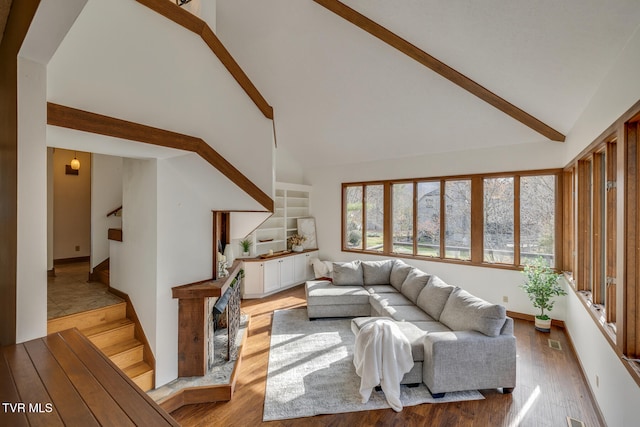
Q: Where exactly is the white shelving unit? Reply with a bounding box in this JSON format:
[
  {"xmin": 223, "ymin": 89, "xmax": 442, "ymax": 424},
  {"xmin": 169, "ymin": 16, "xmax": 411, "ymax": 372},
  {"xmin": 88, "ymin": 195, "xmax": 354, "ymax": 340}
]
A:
[{"xmin": 249, "ymin": 182, "xmax": 312, "ymax": 256}]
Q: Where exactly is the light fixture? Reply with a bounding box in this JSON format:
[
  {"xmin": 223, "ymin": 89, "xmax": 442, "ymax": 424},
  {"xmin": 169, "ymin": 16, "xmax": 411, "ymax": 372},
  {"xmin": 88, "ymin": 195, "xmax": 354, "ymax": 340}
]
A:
[{"xmin": 70, "ymin": 152, "xmax": 80, "ymax": 170}]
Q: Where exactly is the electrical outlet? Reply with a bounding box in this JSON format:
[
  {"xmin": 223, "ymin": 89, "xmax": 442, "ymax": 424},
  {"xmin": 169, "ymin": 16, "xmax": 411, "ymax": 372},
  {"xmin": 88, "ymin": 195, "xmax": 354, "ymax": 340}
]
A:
[
  {"xmin": 503, "ymin": 296, "xmax": 509, "ymax": 303},
  {"xmin": 75, "ymin": 245, "xmax": 80, "ymax": 252}
]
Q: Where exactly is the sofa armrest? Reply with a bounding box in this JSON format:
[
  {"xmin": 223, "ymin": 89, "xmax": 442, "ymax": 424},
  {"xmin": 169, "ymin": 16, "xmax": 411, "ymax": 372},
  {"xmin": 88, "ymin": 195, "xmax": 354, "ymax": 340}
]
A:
[{"xmin": 423, "ymin": 330, "xmax": 516, "ymax": 394}]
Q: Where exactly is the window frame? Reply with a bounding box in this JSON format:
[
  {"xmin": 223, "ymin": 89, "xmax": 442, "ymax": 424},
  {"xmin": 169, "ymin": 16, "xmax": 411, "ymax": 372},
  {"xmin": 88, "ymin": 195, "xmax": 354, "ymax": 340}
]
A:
[{"xmin": 342, "ymin": 168, "xmax": 562, "ymax": 271}]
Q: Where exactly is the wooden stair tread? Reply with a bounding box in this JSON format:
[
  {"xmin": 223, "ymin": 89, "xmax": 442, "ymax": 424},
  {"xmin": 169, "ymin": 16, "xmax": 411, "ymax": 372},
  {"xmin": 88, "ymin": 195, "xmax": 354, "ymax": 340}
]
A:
[
  {"xmin": 82, "ymin": 318, "xmax": 133, "ymax": 337},
  {"xmin": 101, "ymin": 338, "xmax": 144, "ymax": 357},
  {"xmin": 123, "ymin": 361, "xmax": 153, "ymax": 378}
]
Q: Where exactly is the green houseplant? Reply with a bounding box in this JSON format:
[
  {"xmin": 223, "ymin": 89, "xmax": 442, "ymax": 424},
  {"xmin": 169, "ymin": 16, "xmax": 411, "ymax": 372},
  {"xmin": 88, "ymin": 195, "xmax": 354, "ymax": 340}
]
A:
[
  {"xmin": 240, "ymin": 238, "xmax": 252, "ymax": 257},
  {"xmin": 520, "ymin": 257, "xmax": 567, "ymax": 332}
]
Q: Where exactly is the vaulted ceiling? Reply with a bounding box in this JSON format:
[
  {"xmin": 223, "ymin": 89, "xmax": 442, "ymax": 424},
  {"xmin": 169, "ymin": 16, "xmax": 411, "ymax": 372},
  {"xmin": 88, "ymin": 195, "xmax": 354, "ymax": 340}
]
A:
[{"xmin": 216, "ymin": 0, "xmax": 640, "ymax": 167}]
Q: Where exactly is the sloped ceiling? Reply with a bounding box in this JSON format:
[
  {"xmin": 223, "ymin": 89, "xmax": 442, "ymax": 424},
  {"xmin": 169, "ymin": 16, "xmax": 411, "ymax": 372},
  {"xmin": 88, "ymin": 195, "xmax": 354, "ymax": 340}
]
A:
[{"xmin": 216, "ymin": 0, "xmax": 640, "ymax": 167}]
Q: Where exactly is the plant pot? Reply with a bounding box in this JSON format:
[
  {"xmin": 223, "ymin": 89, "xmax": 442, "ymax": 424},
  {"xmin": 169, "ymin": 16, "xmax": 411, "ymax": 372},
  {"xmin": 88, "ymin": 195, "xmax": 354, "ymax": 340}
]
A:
[
  {"xmin": 292, "ymin": 245, "xmax": 304, "ymax": 252},
  {"xmin": 242, "ymin": 251, "xmax": 250, "ymax": 257},
  {"xmin": 534, "ymin": 316, "xmax": 552, "ymax": 332}
]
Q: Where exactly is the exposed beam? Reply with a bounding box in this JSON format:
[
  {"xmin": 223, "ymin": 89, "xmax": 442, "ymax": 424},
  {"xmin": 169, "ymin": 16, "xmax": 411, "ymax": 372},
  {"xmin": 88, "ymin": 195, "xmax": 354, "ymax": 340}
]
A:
[
  {"xmin": 47, "ymin": 102, "xmax": 274, "ymax": 212},
  {"xmin": 313, "ymin": 0, "xmax": 566, "ymax": 142},
  {"xmin": 136, "ymin": 0, "xmax": 274, "ymax": 120}
]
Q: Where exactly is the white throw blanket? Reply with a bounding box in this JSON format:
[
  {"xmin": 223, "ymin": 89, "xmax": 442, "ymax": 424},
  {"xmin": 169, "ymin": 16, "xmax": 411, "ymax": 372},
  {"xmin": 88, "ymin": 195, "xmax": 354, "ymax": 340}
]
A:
[{"xmin": 353, "ymin": 319, "xmax": 413, "ymax": 412}]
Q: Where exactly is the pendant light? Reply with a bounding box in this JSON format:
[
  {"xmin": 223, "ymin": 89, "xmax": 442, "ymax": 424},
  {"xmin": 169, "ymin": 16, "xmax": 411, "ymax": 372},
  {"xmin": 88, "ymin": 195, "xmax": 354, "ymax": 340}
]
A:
[{"xmin": 70, "ymin": 152, "xmax": 80, "ymax": 170}]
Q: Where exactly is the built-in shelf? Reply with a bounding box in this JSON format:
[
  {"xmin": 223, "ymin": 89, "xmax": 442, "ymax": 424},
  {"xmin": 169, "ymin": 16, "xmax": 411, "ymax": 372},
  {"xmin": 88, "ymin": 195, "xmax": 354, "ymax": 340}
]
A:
[{"xmin": 246, "ymin": 182, "xmax": 311, "ymax": 256}]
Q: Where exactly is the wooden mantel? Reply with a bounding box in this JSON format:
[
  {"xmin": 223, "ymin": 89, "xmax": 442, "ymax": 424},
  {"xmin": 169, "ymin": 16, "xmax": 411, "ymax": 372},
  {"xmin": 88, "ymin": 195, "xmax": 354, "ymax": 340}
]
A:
[{"xmin": 171, "ymin": 261, "xmax": 242, "ymax": 377}]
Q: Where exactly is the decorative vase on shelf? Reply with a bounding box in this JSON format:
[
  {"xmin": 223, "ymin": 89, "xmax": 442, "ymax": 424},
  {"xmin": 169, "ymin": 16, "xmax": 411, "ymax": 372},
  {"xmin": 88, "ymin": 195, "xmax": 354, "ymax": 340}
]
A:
[{"xmin": 292, "ymin": 245, "xmax": 304, "ymax": 252}]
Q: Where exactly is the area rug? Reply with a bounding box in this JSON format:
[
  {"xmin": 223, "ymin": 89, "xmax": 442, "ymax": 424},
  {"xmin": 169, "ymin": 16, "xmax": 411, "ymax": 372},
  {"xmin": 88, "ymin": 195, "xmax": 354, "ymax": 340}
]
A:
[{"xmin": 263, "ymin": 309, "xmax": 483, "ymax": 421}]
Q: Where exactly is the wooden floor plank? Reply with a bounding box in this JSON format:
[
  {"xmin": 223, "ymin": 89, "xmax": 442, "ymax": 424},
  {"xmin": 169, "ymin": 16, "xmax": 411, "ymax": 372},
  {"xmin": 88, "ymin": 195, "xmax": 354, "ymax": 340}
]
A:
[
  {"xmin": 24, "ymin": 338, "xmax": 100, "ymax": 427},
  {"xmin": 2, "ymin": 345, "xmax": 64, "ymax": 427},
  {"xmin": 44, "ymin": 333, "xmax": 137, "ymax": 427},
  {"xmin": 58, "ymin": 328, "xmax": 178, "ymax": 427},
  {"xmin": 170, "ymin": 284, "xmax": 605, "ymax": 427},
  {"xmin": 0, "ymin": 348, "xmax": 29, "ymax": 427}
]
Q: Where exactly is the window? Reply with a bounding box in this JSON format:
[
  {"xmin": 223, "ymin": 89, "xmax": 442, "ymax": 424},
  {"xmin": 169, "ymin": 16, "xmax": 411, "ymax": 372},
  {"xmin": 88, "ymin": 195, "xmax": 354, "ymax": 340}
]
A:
[
  {"xmin": 520, "ymin": 175, "xmax": 556, "ymax": 266},
  {"xmin": 342, "ymin": 169, "xmax": 561, "ymax": 269},
  {"xmin": 445, "ymin": 180, "xmax": 471, "ymax": 261},
  {"xmin": 365, "ymin": 185, "xmax": 384, "ymax": 252},
  {"xmin": 483, "ymin": 177, "xmax": 514, "ymax": 264},
  {"xmin": 572, "ymin": 141, "xmax": 616, "ymax": 323},
  {"xmin": 343, "ymin": 184, "xmax": 385, "ymax": 252},
  {"xmin": 344, "ymin": 185, "xmax": 363, "ymax": 250},
  {"xmin": 417, "ymin": 181, "xmax": 441, "ymax": 257},
  {"xmin": 392, "ymin": 183, "xmax": 413, "ymax": 254}
]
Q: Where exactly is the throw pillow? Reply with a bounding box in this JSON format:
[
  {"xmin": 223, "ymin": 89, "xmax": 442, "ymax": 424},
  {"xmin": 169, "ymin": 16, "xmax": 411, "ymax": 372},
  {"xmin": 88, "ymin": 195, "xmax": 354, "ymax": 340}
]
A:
[
  {"xmin": 439, "ymin": 288, "xmax": 507, "ymax": 337},
  {"xmin": 390, "ymin": 260, "xmax": 413, "ymax": 291},
  {"xmin": 362, "ymin": 260, "xmax": 394, "ymax": 285},
  {"xmin": 415, "ymin": 276, "xmax": 456, "ymax": 321},
  {"xmin": 400, "ymin": 268, "xmax": 431, "ymax": 303},
  {"xmin": 332, "ymin": 260, "xmax": 364, "ymax": 286}
]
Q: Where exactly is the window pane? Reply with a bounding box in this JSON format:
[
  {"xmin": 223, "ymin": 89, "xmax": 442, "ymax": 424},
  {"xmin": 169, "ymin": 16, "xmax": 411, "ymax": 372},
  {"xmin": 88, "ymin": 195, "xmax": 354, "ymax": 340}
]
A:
[
  {"xmin": 417, "ymin": 181, "xmax": 440, "ymax": 257},
  {"xmin": 392, "ymin": 183, "xmax": 413, "ymax": 254},
  {"xmin": 445, "ymin": 180, "xmax": 471, "ymax": 260},
  {"xmin": 365, "ymin": 185, "xmax": 384, "ymax": 252},
  {"xmin": 345, "ymin": 186, "xmax": 363, "ymax": 249},
  {"xmin": 484, "ymin": 177, "xmax": 514, "ymax": 264},
  {"xmin": 520, "ymin": 175, "xmax": 556, "ymax": 266}
]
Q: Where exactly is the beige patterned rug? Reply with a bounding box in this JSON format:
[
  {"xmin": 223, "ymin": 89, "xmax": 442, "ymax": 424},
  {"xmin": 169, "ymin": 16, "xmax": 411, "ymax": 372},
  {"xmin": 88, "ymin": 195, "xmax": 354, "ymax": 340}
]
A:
[{"xmin": 263, "ymin": 309, "xmax": 483, "ymax": 421}]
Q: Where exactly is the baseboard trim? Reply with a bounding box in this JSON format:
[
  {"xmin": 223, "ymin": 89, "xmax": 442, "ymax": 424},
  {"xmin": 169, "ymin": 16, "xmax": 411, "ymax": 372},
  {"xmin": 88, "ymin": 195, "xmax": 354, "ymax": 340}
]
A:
[
  {"xmin": 506, "ymin": 310, "xmax": 566, "ymax": 328},
  {"xmin": 53, "ymin": 256, "xmax": 90, "ymax": 265}
]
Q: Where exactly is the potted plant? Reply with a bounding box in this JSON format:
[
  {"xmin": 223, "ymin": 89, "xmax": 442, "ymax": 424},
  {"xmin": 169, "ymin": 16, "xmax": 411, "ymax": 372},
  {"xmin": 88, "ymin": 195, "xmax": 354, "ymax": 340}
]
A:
[
  {"xmin": 240, "ymin": 238, "xmax": 252, "ymax": 257},
  {"xmin": 520, "ymin": 257, "xmax": 567, "ymax": 332},
  {"xmin": 288, "ymin": 234, "xmax": 306, "ymax": 252}
]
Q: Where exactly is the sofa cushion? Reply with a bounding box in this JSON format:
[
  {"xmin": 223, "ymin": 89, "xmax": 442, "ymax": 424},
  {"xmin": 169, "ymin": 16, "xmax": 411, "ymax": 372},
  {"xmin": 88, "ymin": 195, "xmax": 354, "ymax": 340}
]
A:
[
  {"xmin": 386, "ymin": 304, "xmax": 434, "ymax": 322},
  {"xmin": 362, "ymin": 260, "xmax": 394, "ymax": 285},
  {"xmin": 305, "ymin": 280, "xmax": 370, "ymax": 305},
  {"xmin": 439, "ymin": 288, "xmax": 507, "ymax": 337},
  {"xmin": 400, "ymin": 268, "xmax": 431, "ymax": 303},
  {"xmin": 369, "ymin": 293, "xmax": 413, "ymax": 315},
  {"xmin": 332, "ymin": 260, "xmax": 364, "ymax": 286},
  {"xmin": 415, "ymin": 276, "xmax": 456, "ymax": 321},
  {"xmin": 351, "ymin": 317, "xmax": 428, "ymax": 362},
  {"xmin": 390, "ymin": 260, "xmax": 413, "ymax": 291},
  {"xmin": 411, "ymin": 321, "xmax": 452, "ymax": 334},
  {"xmin": 364, "ymin": 285, "xmax": 398, "ymax": 294}
]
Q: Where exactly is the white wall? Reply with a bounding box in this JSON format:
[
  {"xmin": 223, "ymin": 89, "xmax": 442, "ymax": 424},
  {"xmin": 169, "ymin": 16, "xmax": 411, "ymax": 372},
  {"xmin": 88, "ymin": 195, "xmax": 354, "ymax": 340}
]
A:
[
  {"xmin": 306, "ymin": 141, "xmax": 568, "ymax": 317},
  {"xmin": 91, "ymin": 154, "xmax": 123, "ymax": 269},
  {"xmin": 276, "ymin": 146, "xmax": 306, "ymax": 185},
  {"xmin": 52, "ymin": 148, "xmax": 91, "ymax": 260},
  {"xmin": 565, "ymin": 287, "xmax": 640, "ymax": 427},
  {"xmin": 112, "ymin": 153, "xmax": 275, "ymax": 386},
  {"xmin": 110, "ymin": 158, "xmax": 159, "ymax": 375},
  {"xmin": 47, "ymin": 0, "xmax": 274, "ymax": 200},
  {"xmin": 564, "ymin": 26, "xmax": 640, "ymax": 164},
  {"xmin": 562, "ymin": 24, "xmax": 640, "ymax": 427},
  {"xmin": 16, "ymin": 57, "xmax": 47, "ymax": 343}
]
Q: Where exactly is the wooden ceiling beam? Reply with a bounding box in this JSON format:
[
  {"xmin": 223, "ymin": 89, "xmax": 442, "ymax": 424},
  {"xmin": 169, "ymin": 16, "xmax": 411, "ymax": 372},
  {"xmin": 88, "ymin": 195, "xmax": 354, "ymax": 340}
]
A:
[
  {"xmin": 47, "ymin": 102, "xmax": 274, "ymax": 212},
  {"xmin": 313, "ymin": 0, "xmax": 566, "ymax": 142}
]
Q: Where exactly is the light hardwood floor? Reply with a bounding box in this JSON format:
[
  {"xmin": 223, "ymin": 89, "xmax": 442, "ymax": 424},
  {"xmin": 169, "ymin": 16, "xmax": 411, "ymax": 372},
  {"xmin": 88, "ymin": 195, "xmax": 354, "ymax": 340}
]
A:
[{"xmin": 170, "ymin": 285, "xmax": 604, "ymax": 427}]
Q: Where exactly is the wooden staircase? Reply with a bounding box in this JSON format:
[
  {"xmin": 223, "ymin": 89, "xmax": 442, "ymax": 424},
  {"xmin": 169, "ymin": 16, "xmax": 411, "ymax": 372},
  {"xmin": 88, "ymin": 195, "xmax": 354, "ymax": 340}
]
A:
[{"xmin": 47, "ymin": 301, "xmax": 155, "ymax": 392}]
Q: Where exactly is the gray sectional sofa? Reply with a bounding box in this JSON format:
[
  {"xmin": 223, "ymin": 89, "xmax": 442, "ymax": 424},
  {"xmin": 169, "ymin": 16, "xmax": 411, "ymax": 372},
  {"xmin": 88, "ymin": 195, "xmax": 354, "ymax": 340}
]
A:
[{"xmin": 305, "ymin": 259, "xmax": 516, "ymax": 397}]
